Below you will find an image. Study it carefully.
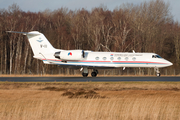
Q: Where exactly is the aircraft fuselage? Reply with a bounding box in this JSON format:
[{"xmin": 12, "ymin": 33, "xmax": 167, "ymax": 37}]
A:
[{"xmin": 39, "ymin": 51, "xmax": 172, "ymax": 69}]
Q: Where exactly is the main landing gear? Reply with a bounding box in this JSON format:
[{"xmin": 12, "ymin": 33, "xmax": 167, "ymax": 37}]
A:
[
  {"xmin": 81, "ymin": 68, "xmax": 98, "ymax": 77},
  {"xmin": 81, "ymin": 67, "xmax": 89, "ymax": 77},
  {"xmin": 155, "ymin": 67, "xmax": 161, "ymax": 77}
]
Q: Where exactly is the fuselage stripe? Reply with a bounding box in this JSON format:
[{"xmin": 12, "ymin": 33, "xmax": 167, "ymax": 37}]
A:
[{"xmin": 42, "ymin": 59, "xmax": 168, "ymax": 65}]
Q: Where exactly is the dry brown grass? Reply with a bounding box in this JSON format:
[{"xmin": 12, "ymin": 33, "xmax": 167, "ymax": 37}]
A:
[{"xmin": 0, "ymin": 82, "xmax": 180, "ymax": 120}]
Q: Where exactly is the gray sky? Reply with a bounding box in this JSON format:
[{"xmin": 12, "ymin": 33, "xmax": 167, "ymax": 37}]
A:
[{"xmin": 0, "ymin": 0, "xmax": 179, "ymax": 22}]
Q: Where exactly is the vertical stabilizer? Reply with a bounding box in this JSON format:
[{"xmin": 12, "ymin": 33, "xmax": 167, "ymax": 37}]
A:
[
  {"xmin": 7, "ymin": 31, "xmax": 55, "ymax": 59},
  {"xmin": 26, "ymin": 31, "xmax": 55, "ymax": 56}
]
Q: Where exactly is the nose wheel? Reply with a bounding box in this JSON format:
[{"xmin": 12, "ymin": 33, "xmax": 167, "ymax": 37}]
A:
[{"xmin": 157, "ymin": 73, "xmax": 161, "ymax": 77}]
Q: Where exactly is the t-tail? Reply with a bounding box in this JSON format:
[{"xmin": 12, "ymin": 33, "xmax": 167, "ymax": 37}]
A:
[{"xmin": 7, "ymin": 31, "xmax": 58, "ymax": 63}]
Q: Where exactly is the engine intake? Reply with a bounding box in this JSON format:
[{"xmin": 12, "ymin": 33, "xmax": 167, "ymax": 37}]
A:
[{"xmin": 54, "ymin": 51, "xmax": 61, "ymax": 59}]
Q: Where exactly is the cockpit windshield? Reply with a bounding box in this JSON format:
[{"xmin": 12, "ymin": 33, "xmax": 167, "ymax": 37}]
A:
[{"xmin": 152, "ymin": 55, "xmax": 162, "ymax": 58}]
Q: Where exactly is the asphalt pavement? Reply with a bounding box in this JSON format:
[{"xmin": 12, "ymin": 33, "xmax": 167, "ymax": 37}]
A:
[{"xmin": 0, "ymin": 76, "xmax": 179, "ymax": 82}]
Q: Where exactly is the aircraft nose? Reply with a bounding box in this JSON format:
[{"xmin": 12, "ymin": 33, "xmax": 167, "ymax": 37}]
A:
[{"xmin": 167, "ymin": 61, "xmax": 173, "ymax": 66}]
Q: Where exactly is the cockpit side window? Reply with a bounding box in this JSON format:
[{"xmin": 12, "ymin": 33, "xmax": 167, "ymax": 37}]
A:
[
  {"xmin": 152, "ymin": 55, "xmax": 162, "ymax": 58},
  {"xmin": 156, "ymin": 55, "xmax": 162, "ymax": 58}
]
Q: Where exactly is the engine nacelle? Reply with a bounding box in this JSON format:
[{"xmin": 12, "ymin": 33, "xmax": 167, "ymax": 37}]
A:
[{"xmin": 54, "ymin": 50, "xmax": 85, "ymax": 60}]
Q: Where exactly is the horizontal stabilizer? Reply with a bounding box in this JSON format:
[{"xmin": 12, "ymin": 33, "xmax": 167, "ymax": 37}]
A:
[{"xmin": 6, "ymin": 31, "xmax": 41, "ymax": 35}]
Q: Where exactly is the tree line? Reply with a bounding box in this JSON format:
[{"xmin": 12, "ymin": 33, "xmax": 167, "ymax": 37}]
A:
[{"xmin": 0, "ymin": 0, "xmax": 179, "ymax": 75}]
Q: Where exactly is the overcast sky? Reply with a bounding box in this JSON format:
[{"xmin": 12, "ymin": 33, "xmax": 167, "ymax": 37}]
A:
[{"xmin": 0, "ymin": 0, "xmax": 179, "ymax": 22}]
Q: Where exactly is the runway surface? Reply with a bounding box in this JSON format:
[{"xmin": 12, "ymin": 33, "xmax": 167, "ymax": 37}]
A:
[{"xmin": 0, "ymin": 76, "xmax": 179, "ymax": 82}]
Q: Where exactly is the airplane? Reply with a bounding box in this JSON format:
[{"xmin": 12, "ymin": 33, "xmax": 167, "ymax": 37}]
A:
[{"xmin": 7, "ymin": 31, "xmax": 173, "ymax": 77}]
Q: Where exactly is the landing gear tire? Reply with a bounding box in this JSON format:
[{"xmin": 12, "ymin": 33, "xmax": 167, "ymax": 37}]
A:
[
  {"xmin": 91, "ymin": 72, "xmax": 97, "ymax": 77},
  {"xmin": 93, "ymin": 69, "xmax": 98, "ymax": 74},
  {"xmin": 82, "ymin": 73, "xmax": 88, "ymax": 77},
  {"xmin": 91, "ymin": 69, "xmax": 98, "ymax": 77},
  {"xmin": 157, "ymin": 73, "xmax": 161, "ymax": 77}
]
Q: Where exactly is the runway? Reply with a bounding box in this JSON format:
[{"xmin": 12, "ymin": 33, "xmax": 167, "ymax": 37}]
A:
[{"xmin": 0, "ymin": 76, "xmax": 180, "ymax": 82}]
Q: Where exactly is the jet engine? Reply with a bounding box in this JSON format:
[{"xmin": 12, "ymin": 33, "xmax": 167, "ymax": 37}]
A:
[{"xmin": 54, "ymin": 50, "xmax": 85, "ymax": 60}]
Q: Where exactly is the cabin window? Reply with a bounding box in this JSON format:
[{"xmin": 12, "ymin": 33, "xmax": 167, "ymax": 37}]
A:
[
  {"xmin": 95, "ymin": 57, "xmax": 99, "ymax": 60},
  {"xmin": 132, "ymin": 57, "xmax": 136, "ymax": 61},
  {"xmin": 125, "ymin": 57, "xmax": 129, "ymax": 61},
  {"xmin": 117, "ymin": 57, "xmax": 121, "ymax": 61},
  {"xmin": 110, "ymin": 57, "xmax": 114, "ymax": 61},
  {"xmin": 103, "ymin": 57, "xmax": 107, "ymax": 60}
]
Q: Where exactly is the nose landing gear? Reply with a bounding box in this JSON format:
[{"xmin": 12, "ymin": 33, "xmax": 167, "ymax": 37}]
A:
[{"xmin": 155, "ymin": 67, "xmax": 161, "ymax": 77}]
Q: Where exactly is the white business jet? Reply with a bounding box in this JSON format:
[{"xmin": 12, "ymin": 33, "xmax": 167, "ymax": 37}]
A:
[{"xmin": 7, "ymin": 31, "xmax": 173, "ymax": 77}]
